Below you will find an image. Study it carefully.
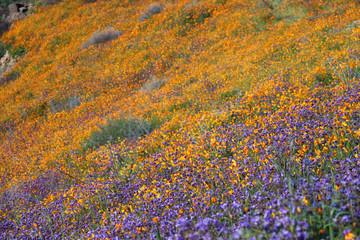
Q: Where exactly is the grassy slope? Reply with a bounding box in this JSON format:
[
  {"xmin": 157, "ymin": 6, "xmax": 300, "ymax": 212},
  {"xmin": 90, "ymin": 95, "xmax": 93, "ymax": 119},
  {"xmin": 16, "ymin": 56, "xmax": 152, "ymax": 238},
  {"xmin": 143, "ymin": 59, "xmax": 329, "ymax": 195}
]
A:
[{"xmin": 0, "ymin": 0, "xmax": 360, "ymax": 238}]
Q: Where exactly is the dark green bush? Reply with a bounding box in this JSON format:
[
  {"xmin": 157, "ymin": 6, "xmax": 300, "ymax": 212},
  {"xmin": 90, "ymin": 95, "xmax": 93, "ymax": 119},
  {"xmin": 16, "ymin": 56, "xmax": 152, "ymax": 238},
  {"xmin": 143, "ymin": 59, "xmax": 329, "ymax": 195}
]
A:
[
  {"xmin": 316, "ymin": 72, "xmax": 334, "ymax": 86},
  {"xmin": 26, "ymin": 101, "xmax": 48, "ymax": 118},
  {"xmin": 0, "ymin": 0, "xmax": 17, "ymax": 8},
  {"xmin": 177, "ymin": 3, "xmax": 213, "ymax": 36},
  {"xmin": 7, "ymin": 45, "xmax": 26, "ymax": 58}
]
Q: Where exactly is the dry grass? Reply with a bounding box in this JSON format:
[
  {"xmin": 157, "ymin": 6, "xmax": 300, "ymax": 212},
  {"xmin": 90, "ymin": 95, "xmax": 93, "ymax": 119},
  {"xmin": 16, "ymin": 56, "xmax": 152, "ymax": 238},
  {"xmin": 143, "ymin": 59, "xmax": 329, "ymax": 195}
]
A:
[
  {"xmin": 81, "ymin": 28, "xmax": 122, "ymax": 50},
  {"xmin": 140, "ymin": 75, "xmax": 167, "ymax": 93},
  {"xmin": 138, "ymin": 2, "xmax": 165, "ymax": 22}
]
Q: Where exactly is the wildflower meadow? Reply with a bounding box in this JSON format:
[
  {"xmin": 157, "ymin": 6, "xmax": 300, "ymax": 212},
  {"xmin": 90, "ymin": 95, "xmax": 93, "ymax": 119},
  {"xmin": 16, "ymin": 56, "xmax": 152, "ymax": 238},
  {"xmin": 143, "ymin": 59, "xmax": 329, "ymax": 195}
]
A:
[{"xmin": 0, "ymin": 0, "xmax": 359, "ymax": 239}]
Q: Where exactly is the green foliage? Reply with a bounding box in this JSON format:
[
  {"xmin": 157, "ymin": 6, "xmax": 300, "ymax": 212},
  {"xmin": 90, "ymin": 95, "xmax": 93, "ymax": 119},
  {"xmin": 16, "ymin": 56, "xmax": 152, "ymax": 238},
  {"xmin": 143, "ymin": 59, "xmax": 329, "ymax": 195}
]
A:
[
  {"xmin": 215, "ymin": 0, "xmax": 228, "ymax": 5},
  {"xmin": 0, "ymin": 0, "xmax": 17, "ymax": 8},
  {"xmin": 351, "ymin": 66, "xmax": 360, "ymax": 76},
  {"xmin": 82, "ymin": 116, "xmax": 160, "ymax": 152},
  {"xmin": 316, "ymin": 72, "xmax": 334, "ymax": 86},
  {"xmin": 25, "ymin": 101, "xmax": 48, "ymax": 119},
  {"xmin": 168, "ymin": 100, "xmax": 192, "ymax": 112},
  {"xmin": 24, "ymin": 91, "xmax": 35, "ymax": 100},
  {"xmin": 49, "ymin": 36, "xmax": 70, "ymax": 52},
  {"xmin": 0, "ymin": 41, "xmax": 27, "ymax": 59},
  {"xmin": 219, "ymin": 90, "xmax": 239, "ymax": 101},
  {"xmin": 8, "ymin": 45, "xmax": 26, "ymax": 58},
  {"xmin": 177, "ymin": 3, "xmax": 213, "ymax": 36},
  {"xmin": 180, "ymin": 9, "xmax": 211, "ymax": 27}
]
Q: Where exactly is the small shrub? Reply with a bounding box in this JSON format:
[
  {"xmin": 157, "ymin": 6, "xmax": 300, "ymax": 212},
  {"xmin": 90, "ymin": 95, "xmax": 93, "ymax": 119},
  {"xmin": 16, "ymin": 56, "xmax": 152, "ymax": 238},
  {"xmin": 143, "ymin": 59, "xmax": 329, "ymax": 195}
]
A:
[
  {"xmin": 49, "ymin": 95, "xmax": 82, "ymax": 113},
  {"xmin": 140, "ymin": 75, "xmax": 167, "ymax": 93},
  {"xmin": 138, "ymin": 2, "xmax": 165, "ymax": 22},
  {"xmin": 23, "ymin": 100, "xmax": 48, "ymax": 119},
  {"xmin": 81, "ymin": 28, "xmax": 122, "ymax": 50},
  {"xmin": 82, "ymin": 116, "xmax": 160, "ymax": 151},
  {"xmin": 177, "ymin": 2, "xmax": 213, "ymax": 36},
  {"xmin": 8, "ymin": 45, "xmax": 26, "ymax": 58},
  {"xmin": 315, "ymin": 72, "xmax": 334, "ymax": 86},
  {"xmin": 0, "ymin": 0, "xmax": 17, "ymax": 8}
]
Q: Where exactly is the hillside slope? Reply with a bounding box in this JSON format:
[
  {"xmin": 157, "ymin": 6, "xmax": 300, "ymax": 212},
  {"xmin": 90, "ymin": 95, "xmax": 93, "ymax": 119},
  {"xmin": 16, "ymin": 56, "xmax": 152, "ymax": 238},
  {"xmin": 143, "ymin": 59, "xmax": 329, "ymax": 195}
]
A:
[{"xmin": 1, "ymin": 0, "xmax": 360, "ymax": 238}]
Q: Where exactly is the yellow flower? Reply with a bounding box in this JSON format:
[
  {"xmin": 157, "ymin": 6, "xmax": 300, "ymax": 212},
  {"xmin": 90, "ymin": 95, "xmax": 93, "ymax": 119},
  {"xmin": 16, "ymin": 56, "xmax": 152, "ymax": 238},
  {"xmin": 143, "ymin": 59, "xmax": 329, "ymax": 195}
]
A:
[
  {"xmin": 355, "ymin": 129, "xmax": 360, "ymax": 136},
  {"xmin": 152, "ymin": 217, "xmax": 159, "ymax": 224},
  {"xmin": 345, "ymin": 232, "xmax": 354, "ymax": 240},
  {"xmin": 302, "ymin": 197, "xmax": 309, "ymax": 206}
]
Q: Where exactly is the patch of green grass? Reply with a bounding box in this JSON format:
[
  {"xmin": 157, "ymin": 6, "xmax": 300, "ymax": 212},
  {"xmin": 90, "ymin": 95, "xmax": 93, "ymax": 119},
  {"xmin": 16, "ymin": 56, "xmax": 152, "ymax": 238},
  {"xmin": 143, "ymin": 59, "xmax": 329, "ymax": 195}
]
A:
[
  {"xmin": 8, "ymin": 45, "xmax": 26, "ymax": 59},
  {"xmin": 315, "ymin": 72, "xmax": 335, "ymax": 86},
  {"xmin": 168, "ymin": 100, "xmax": 192, "ymax": 112},
  {"xmin": 177, "ymin": 4, "xmax": 213, "ymax": 36},
  {"xmin": 26, "ymin": 101, "xmax": 48, "ymax": 119},
  {"xmin": 215, "ymin": 0, "xmax": 228, "ymax": 5},
  {"xmin": 24, "ymin": 92, "xmax": 35, "ymax": 100},
  {"xmin": 82, "ymin": 116, "xmax": 160, "ymax": 152},
  {"xmin": 219, "ymin": 90, "xmax": 239, "ymax": 101}
]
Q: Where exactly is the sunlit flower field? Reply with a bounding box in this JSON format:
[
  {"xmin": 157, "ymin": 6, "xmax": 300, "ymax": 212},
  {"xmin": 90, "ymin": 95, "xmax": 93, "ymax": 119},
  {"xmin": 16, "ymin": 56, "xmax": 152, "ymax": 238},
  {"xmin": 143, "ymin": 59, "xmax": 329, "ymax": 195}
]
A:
[{"xmin": 0, "ymin": 0, "xmax": 359, "ymax": 239}]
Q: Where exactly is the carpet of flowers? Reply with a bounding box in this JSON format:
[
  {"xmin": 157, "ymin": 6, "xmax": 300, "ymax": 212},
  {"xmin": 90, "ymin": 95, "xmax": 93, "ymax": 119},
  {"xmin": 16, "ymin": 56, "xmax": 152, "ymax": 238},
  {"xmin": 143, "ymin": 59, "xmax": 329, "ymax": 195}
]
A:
[{"xmin": 0, "ymin": 0, "xmax": 360, "ymax": 239}]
